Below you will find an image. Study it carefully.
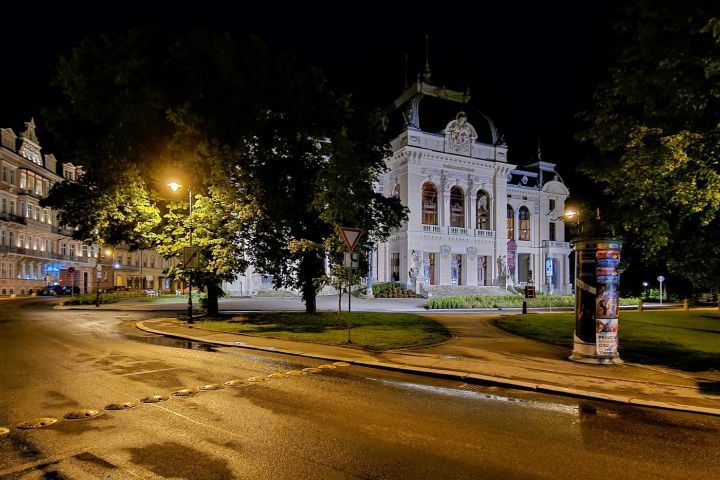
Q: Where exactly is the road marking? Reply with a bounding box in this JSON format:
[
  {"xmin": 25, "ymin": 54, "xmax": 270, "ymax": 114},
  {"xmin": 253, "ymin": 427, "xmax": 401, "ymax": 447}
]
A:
[{"xmin": 121, "ymin": 367, "xmax": 184, "ymax": 376}]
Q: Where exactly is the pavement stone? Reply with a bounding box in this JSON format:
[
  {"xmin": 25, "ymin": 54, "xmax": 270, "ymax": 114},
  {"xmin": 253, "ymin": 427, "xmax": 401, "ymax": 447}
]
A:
[{"xmin": 62, "ymin": 295, "xmax": 720, "ymax": 416}]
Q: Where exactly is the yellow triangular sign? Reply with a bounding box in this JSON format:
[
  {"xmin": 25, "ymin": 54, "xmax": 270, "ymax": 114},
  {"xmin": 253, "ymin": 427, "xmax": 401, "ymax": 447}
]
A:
[{"xmin": 340, "ymin": 227, "xmax": 363, "ymax": 251}]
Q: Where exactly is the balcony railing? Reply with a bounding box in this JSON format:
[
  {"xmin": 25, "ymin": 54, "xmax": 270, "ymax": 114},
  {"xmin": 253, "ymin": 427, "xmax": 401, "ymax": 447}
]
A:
[
  {"xmin": 0, "ymin": 245, "xmax": 95, "ymax": 263},
  {"xmin": 422, "ymin": 225, "xmax": 444, "ymax": 234},
  {"xmin": 420, "ymin": 225, "xmax": 496, "ymax": 238},
  {"xmin": 474, "ymin": 229, "xmax": 495, "ymax": 238},
  {"xmin": 0, "ymin": 212, "xmax": 26, "ymax": 225},
  {"xmin": 542, "ymin": 240, "xmax": 572, "ymax": 249},
  {"xmin": 448, "ymin": 227, "xmax": 469, "ymax": 236}
]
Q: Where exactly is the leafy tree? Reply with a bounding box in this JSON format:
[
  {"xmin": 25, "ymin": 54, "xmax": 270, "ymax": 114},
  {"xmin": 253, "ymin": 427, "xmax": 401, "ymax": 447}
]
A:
[
  {"xmin": 43, "ymin": 28, "xmax": 406, "ymax": 315},
  {"xmin": 153, "ymin": 184, "xmax": 249, "ymax": 315},
  {"xmin": 235, "ymin": 87, "xmax": 407, "ymax": 313},
  {"xmin": 578, "ymin": 0, "xmax": 720, "ymax": 288}
]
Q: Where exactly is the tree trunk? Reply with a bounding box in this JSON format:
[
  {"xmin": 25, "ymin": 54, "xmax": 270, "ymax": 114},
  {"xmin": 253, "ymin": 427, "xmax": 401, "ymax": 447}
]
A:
[
  {"xmin": 299, "ymin": 252, "xmax": 322, "ymax": 314},
  {"xmin": 206, "ymin": 283, "xmax": 221, "ymax": 317},
  {"xmin": 304, "ymin": 286, "xmax": 317, "ymax": 313}
]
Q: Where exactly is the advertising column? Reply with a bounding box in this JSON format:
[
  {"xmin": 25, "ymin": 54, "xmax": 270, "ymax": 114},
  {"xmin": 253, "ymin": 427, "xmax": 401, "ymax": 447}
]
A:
[{"xmin": 569, "ymin": 238, "xmax": 623, "ymax": 364}]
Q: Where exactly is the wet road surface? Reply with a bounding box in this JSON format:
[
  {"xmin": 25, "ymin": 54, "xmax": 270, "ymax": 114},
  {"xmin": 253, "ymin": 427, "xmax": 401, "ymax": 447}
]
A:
[{"xmin": 1, "ymin": 298, "xmax": 719, "ymax": 479}]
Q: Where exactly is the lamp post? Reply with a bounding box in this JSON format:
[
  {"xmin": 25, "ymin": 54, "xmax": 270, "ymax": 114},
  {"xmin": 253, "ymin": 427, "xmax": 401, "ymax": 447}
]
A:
[
  {"xmin": 168, "ymin": 182, "xmax": 193, "ymax": 323},
  {"xmin": 95, "ymin": 246, "xmax": 111, "ymax": 307}
]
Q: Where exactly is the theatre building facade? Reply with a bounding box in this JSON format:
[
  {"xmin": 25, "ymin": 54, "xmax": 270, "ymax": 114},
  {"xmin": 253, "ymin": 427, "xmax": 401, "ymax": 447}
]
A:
[{"xmin": 372, "ymin": 80, "xmax": 572, "ymax": 295}]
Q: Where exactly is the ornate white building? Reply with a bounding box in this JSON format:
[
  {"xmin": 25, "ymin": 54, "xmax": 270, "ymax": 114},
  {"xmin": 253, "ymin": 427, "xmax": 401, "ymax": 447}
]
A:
[
  {"xmin": 0, "ymin": 119, "xmax": 174, "ymax": 295},
  {"xmin": 372, "ymin": 79, "xmax": 572, "ymax": 295}
]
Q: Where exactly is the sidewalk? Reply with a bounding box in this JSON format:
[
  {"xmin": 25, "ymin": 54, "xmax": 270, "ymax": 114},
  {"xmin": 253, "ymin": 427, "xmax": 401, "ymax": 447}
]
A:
[{"xmin": 120, "ymin": 296, "xmax": 720, "ymax": 417}]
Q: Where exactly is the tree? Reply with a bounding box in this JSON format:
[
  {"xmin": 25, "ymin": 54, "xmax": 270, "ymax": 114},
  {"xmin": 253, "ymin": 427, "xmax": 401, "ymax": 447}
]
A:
[
  {"xmin": 153, "ymin": 184, "xmax": 249, "ymax": 315},
  {"xmin": 578, "ymin": 0, "xmax": 720, "ymax": 288},
  {"xmin": 43, "ymin": 28, "xmax": 406, "ymax": 315},
  {"xmin": 235, "ymin": 90, "xmax": 407, "ymax": 313}
]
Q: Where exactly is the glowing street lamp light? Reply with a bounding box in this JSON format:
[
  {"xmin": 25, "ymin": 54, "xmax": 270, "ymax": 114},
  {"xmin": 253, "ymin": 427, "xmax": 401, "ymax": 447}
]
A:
[
  {"xmin": 95, "ymin": 246, "xmax": 112, "ymax": 308},
  {"xmin": 168, "ymin": 182, "xmax": 194, "ymax": 323}
]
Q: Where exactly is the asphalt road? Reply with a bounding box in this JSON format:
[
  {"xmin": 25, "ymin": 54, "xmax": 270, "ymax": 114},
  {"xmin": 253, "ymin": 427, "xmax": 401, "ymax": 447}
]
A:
[{"xmin": 1, "ymin": 298, "xmax": 719, "ymax": 480}]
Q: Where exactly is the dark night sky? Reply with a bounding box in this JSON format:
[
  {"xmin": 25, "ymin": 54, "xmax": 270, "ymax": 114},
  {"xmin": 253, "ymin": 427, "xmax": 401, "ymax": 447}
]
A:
[{"xmin": 0, "ymin": 1, "xmax": 623, "ymax": 191}]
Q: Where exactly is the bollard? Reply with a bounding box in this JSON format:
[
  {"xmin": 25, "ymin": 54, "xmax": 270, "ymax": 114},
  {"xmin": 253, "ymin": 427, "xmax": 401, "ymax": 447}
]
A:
[
  {"xmin": 683, "ymin": 299, "xmax": 689, "ymax": 311},
  {"xmin": 638, "ymin": 298, "xmax": 643, "ymax": 312},
  {"xmin": 522, "ymin": 301, "xmax": 528, "ymax": 314}
]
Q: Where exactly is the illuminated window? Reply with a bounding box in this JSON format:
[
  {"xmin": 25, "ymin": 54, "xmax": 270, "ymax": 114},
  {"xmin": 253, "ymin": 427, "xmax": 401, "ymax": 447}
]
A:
[
  {"xmin": 422, "ymin": 183, "xmax": 438, "ymax": 225},
  {"xmin": 519, "ymin": 206, "xmax": 530, "ymax": 241},
  {"xmin": 507, "ymin": 205, "xmax": 515, "ymax": 240},
  {"xmin": 390, "ymin": 253, "xmax": 400, "ymax": 281},
  {"xmin": 476, "ymin": 190, "xmax": 490, "ymax": 230},
  {"xmin": 450, "ymin": 187, "xmax": 464, "ymax": 228}
]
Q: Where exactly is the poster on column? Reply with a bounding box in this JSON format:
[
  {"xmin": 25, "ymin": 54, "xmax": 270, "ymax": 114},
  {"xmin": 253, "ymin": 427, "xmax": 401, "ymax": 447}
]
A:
[{"xmin": 594, "ymin": 243, "xmax": 622, "ymax": 356}]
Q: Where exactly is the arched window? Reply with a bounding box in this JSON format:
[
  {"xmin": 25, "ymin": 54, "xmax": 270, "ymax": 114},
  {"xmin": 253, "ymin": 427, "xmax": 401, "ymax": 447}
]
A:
[
  {"xmin": 507, "ymin": 205, "xmax": 515, "ymax": 239},
  {"xmin": 450, "ymin": 187, "xmax": 465, "ymax": 227},
  {"xmin": 476, "ymin": 190, "xmax": 490, "ymax": 230},
  {"xmin": 392, "ymin": 184, "xmax": 400, "ymax": 198},
  {"xmin": 422, "ymin": 183, "xmax": 438, "ymax": 225},
  {"xmin": 519, "ymin": 206, "xmax": 530, "ymax": 241}
]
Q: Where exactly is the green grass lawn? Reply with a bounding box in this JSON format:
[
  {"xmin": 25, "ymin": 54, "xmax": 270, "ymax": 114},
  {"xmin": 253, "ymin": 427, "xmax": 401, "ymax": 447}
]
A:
[
  {"xmin": 197, "ymin": 312, "xmax": 451, "ymax": 351},
  {"xmin": 495, "ymin": 310, "xmax": 720, "ymax": 372}
]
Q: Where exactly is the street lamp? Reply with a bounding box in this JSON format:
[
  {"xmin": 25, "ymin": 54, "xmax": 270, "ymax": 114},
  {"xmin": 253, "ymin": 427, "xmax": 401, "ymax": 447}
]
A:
[
  {"xmin": 168, "ymin": 182, "xmax": 194, "ymax": 323},
  {"xmin": 642, "ymin": 281, "xmax": 648, "ymax": 299},
  {"xmin": 95, "ymin": 246, "xmax": 112, "ymax": 307}
]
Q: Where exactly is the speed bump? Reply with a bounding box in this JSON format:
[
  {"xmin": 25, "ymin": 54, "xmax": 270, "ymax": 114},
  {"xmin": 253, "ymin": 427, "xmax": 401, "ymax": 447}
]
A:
[
  {"xmin": 63, "ymin": 409, "xmax": 101, "ymax": 420},
  {"xmin": 247, "ymin": 376, "xmax": 268, "ymax": 383},
  {"xmin": 224, "ymin": 379, "xmax": 250, "ymax": 387},
  {"xmin": 105, "ymin": 402, "xmax": 138, "ymax": 411},
  {"xmin": 268, "ymin": 373, "xmax": 287, "ymax": 379},
  {"xmin": 302, "ymin": 367, "xmax": 321, "ymax": 373},
  {"xmin": 16, "ymin": 418, "xmax": 57, "ymax": 429},
  {"xmin": 333, "ymin": 362, "xmax": 350, "ymax": 367},
  {"xmin": 199, "ymin": 384, "xmax": 224, "ymax": 391},
  {"xmin": 171, "ymin": 388, "xmax": 198, "ymax": 397},
  {"xmin": 285, "ymin": 370, "xmax": 307, "ymax": 376},
  {"xmin": 0, "ymin": 427, "xmax": 10, "ymax": 436},
  {"xmin": 318, "ymin": 364, "xmax": 337, "ymax": 369},
  {"xmin": 141, "ymin": 395, "xmax": 168, "ymax": 404}
]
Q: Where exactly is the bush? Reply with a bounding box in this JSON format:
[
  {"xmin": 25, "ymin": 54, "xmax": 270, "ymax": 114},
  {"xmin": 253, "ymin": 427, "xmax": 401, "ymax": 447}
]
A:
[
  {"xmin": 427, "ymin": 294, "xmax": 640, "ymax": 309},
  {"xmin": 375, "ymin": 286, "xmax": 421, "ymax": 298},
  {"xmin": 62, "ymin": 293, "xmax": 120, "ymax": 305},
  {"xmin": 372, "ymin": 281, "xmax": 402, "ymax": 296}
]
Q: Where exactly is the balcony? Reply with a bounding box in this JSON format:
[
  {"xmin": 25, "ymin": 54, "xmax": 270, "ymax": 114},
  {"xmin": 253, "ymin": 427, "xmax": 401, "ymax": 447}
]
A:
[
  {"xmin": 419, "ymin": 225, "xmax": 496, "ymax": 239},
  {"xmin": 0, "ymin": 212, "xmax": 26, "ymax": 225},
  {"xmin": 52, "ymin": 226, "xmax": 75, "ymax": 236},
  {"xmin": 542, "ymin": 240, "xmax": 572, "ymax": 249},
  {"xmin": 0, "ymin": 245, "xmax": 94, "ymax": 263},
  {"xmin": 422, "ymin": 225, "xmax": 444, "ymax": 234},
  {"xmin": 474, "ymin": 229, "xmax": 495, "ymax": 238},
  {"xmin": 448, "ymin": 227, "xmax": 470, "ymax": 236}
]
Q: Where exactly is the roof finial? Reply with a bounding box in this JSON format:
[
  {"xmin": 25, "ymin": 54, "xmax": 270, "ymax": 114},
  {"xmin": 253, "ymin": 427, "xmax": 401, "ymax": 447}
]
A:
[
  {"xmin": 537, "ymin": 136, "xmax": 542, "ymax": 160},
  {"xmin": 422, "ymin": 34, "xmax": 432, "ymax": 83}
]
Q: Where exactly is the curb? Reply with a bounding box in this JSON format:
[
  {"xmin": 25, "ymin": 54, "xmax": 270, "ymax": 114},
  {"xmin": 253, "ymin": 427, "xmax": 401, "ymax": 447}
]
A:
[{"xmin": 134, "ymin": 321, "xmax": 720, "ymax": 417}]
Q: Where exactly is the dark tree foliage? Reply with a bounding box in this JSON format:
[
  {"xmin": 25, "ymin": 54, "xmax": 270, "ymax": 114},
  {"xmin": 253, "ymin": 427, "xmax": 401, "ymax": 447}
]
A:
[
  {"xmin": 42, "ymin": 28, "xmax": 406, "ymax": 314},
  {"xmin": 578, "ymin": 0, "xmax": 720, "ymax": 289}
]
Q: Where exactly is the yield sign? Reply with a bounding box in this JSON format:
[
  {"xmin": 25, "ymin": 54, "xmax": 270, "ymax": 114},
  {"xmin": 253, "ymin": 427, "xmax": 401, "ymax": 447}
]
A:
[{"xmin": 339, "ymin": 227, "xmax": 363, "ymax": 251}]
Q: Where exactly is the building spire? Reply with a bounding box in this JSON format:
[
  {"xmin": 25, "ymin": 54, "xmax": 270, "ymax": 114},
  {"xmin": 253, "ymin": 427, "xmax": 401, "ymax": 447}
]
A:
[
  {"xmin": 422, "ymin": 34, "xmax": 432, "ymax": 83},
  {"xmin": 537, "ymin": 136, "xmax": 542, "ymax": 160}
]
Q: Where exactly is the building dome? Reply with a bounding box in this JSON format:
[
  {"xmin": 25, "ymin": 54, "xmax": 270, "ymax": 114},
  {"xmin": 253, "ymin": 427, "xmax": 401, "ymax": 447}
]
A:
[{"xmin": 384, "ymin": 81, "xmax": 502, "ymax": 146}]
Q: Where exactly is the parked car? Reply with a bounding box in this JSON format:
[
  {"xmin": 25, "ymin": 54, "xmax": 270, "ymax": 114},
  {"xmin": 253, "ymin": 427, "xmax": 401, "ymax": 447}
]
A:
[
  {"xmin": 145, "ymin": 289, "xmax": 159, "ymax": 297},
  {"xmin": 37, "ymin": 287, "xmax": 55, "ymax": 296},
  {"xmin": 53, "ymin": 285, "xmax": 80, "ymax": 295},
  {"xmin": 112, "ymin": 286, "xmax": 128, "ymax": 292}
]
